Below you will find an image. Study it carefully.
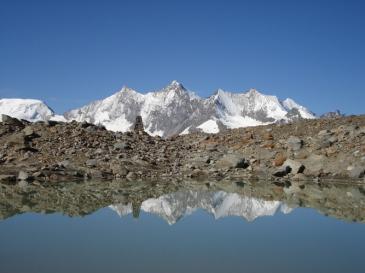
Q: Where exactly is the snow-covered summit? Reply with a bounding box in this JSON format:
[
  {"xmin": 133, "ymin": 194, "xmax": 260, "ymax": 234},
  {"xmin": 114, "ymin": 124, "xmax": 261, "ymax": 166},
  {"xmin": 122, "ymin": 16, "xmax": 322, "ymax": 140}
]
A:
[{"xmin": 0, "ymin": 98, "xmax": 55, "ymax": 122}]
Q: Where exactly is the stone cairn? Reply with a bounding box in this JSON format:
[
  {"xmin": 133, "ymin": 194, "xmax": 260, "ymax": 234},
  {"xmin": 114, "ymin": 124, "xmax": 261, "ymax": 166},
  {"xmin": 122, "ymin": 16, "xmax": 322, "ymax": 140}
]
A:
[{"xmin": 134, "ymin": 116, "xmax": 144, "ymax": 133}]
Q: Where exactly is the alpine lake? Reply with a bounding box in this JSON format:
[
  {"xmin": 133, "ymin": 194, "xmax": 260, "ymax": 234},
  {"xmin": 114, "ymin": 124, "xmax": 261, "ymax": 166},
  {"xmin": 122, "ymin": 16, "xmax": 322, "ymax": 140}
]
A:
[{"xmin": 1, "ymin": 179, "xmax": 364, "ymax": 273}]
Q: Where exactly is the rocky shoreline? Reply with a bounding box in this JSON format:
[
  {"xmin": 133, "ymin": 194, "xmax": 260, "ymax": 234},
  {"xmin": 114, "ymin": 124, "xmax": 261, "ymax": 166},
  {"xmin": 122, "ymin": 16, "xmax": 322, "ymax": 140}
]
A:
[{"xmin": 0, "ymin": 114, "xmax": 364, "ymax": 184}]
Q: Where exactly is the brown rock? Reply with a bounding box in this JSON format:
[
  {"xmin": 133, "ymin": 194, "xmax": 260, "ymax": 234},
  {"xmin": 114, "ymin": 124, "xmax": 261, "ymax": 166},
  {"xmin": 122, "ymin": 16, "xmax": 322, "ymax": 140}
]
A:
[
  {"xmin": 273, "ymin": 153, "xmax": 287, "ymax": 166},
  {"xmin": 263, "ymin": 133, "xmax": 274, "ymax": 140}
]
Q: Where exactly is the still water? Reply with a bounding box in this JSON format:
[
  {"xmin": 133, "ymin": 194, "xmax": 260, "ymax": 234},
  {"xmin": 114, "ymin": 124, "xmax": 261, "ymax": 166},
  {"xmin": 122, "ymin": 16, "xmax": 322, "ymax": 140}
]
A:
[{"xmin": 0, "ymin": 180, "xmax": 364, "ymax": 273}]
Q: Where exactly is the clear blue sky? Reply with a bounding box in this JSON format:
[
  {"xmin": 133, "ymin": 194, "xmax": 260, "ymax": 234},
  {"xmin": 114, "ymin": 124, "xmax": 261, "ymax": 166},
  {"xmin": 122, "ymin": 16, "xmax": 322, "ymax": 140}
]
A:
[{"xmin": 0, "ymin": 0, "xmax": 364, "ymax": 115}]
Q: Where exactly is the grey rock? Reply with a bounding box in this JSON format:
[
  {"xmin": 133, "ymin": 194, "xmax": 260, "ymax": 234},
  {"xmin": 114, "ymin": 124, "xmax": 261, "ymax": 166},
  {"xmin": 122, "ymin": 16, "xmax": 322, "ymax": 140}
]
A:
[
  {"xmin": 317, "ymin": 138, "xmax": 332, "ymax": 149},
  {"xmin": 22, "ymin": 126, "xmax": 39, "ymax": 138},
  {"xmin": 126, "ymin": 171, "xmax": 137, "ymax": 180},
  {"xmin": 318, "ymin": 130, "xmax": 332, "ymax": 137},
  {"xmin": 58, "ymin": 160, "xmax": 71, "ymax": 168},
  {"xmin": 33, "ymin": 171, "xmax": 44, "ymax": 178},
  {"xmin": 287, "ymin": 136, "xmax": 303, "ymax": 151},
  {"xmin": 95, "ymin": 148, "xmax": 104, "ymax": 155},
  {"xmin": 85, "ymin": 159, "xmax": 98, "ymax": 167},
  {"xmin": 86, "ymin": 169, "xmax": 104, "ymax": 178},
  {"xmin": 113, "ymin": 142, "xmax": 130, "ymax": 150},
  {"xmin": 109, "ymin": 163, "xmax": 128, "ymax": 176},
  {"xmin": 328, "ymin": 136, "xmax": 338, "ymax": 144},
  {"xmin": 348, "ymin": 167, "xmax": 365, "ymax": 179},
  {"xmin": 18, "ymin": 171, "xmax": 33, "ymax": 181},
  {"xmin": 283, "ymin": 159, "xmax": 305, "ymax": 174},
  {"xmin": 256, "ymin": 148, "xmax": 276, "ymax": 160},
  {"xmin": 1, "ymin": 114, "xmax": 23, "ymax": 126},
  {"xmin": 302, "ymin": 154, "xmax": 326, "ymax": 176},
  {"xmin": 17, "ymin": 180, "xmax": 29, "ymax": 188},
  {"xmin": 23, "ymin": 126, "xmax": 34, "ymax": 136},
  {"xmin": 215, "ymin": 154, "xmax": 249, "ymax": 169}
]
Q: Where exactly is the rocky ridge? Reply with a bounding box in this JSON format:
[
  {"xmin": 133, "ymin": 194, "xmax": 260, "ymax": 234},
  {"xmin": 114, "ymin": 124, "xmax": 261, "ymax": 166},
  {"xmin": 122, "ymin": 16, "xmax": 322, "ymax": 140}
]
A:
[{"xmin": 0, "ymin": 114, "xmax": 364, "ymax": 184}]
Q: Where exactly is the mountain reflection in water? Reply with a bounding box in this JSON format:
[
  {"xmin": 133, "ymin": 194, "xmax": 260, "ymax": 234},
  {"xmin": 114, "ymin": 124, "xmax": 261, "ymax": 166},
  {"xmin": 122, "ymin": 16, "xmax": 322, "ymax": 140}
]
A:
[
  {"xmin": 1, "ymin": 179, "xmax": 365, "ymax": 223},
  {"xmin": 110, "ymin": 191, "xmax": 290, "ymax": 224}
]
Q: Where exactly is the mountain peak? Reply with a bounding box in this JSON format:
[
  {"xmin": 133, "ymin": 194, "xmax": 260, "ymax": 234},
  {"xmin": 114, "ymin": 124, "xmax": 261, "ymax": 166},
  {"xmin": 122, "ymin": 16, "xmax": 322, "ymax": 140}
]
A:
[
  {"xmin": 0, "ymin": 98, "xmax": 54, "ymax": 122},
  {"xmin": 119, "ymin": 86, "xmax": 139, "ymax": 94},
  {"xmin": 167, "ymin": 80, "xmax": 185, "ymax": 90},
  {"xmin": 246, "ymin": 88, "xmax": 261, "ymax": 96}
]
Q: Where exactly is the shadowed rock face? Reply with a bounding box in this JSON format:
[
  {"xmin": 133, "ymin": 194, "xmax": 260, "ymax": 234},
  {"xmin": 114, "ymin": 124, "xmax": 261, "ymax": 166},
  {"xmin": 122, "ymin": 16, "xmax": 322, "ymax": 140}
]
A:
[{"xmin": 1, "ymin": 180, "xmax": 365, "ymax": 224}]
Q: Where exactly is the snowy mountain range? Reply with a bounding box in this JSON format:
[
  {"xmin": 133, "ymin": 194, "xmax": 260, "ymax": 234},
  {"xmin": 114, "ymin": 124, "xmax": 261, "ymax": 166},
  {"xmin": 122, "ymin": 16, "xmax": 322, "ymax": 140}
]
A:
[
  {"xmin": 0, "ymin": 81, "xmax": 316, "ymax": 137},
  {"xmin": 109, "ymin": 190, "xmax": 293, "ymax": 224}
]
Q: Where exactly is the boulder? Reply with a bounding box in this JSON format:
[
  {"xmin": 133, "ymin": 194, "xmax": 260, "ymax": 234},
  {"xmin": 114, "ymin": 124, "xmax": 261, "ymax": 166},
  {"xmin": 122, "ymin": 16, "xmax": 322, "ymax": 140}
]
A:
[
  {"xmin": 109, "ymin": 162, "xmax": 128, "ymax": 176},
  {"xmin": 347, "ymin": 166, "xmax": 365, "ymax": 179},
  {"xmin": 58, "ymin": 160, "xmax": 72, "ymax": 168},
  {"xmin": 283, "ymin": 159, "xmax": 305, "ymax": 174},
  {"xmin": 6, "ymin": 133, "xmax": 27, "ymax": 147},
  {"xmin": 287, "ymin": 136, "xmax": 303, "ymax": 151},
  {"xmin": 273, "ymin": 153, "xmax": 287, "ymax": 166},
  {"xmin": 113, "ymin": 141, "xmax": 131, "ymax": 151},
  {"xmin": 318, "ymin": 130, "xmax": 332, "ymax": 137},
  {"xmin": 302, "ymin": 154, "xmax": 326, "ymax": 176},
  {"xmin": 126, "ymin": 171, "xmax": 138, "ymax": 180},
  {"xmin": 273, "ymin": 166, "xmax": 291, "ymax": 177},
  {"xmin": 18, "ymin": 171, "xmax": 33, "ymax": 181},
  {"xmin": 23, "ymin": 126, "xmax": 40, "ymax": 139},
  {"xmin": 1, "ymin": 114, "xmax": 23, "ymax": 126},
  {"xmin": 85, "ymin": 159, "xmax": 98, "ymax": 167},
  {"xmin": 215, "ymin": 154, "xmax": 249, "ymax": 169}
]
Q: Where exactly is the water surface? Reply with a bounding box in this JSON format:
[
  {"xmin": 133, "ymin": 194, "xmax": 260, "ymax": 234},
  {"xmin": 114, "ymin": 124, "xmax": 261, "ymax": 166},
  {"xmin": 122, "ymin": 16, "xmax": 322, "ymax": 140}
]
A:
[{"xmin": 0, "ymin": 180, "xmax": 364, "ymax": 273}]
